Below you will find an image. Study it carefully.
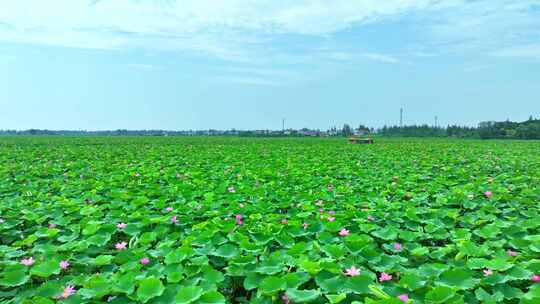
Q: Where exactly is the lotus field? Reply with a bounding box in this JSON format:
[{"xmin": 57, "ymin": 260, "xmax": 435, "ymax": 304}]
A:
[{"xmin": 1, "ymin": 137, "xmax": 540, "ymax": 304}]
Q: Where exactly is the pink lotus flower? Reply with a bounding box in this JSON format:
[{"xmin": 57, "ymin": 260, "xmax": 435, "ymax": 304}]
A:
[
  {"xmin": 140, "ymin": 257, "xmax": 150, "ymax": 265},
  {"xmin": 302, "ymin": 222, "xmax": 309, "ymax": 229},
  {"xmin": 59, "ymin": 285, "xmax": 76, "ymax": 299},
  {"xmin": 135, "ymin": 172, "xmax": 141, "ymax": 177},
  {"xmin": 339, "ymin": 229, "xmax": 350, "ymax": 236},
  {"xmin": 281, "ymin": 293, "xmax": 290, "ymax": 304},
  {"xmin": 165, "ymin": 207, "xmax": 173, "ymax": 212},
  {"xmin": 532, "ymin": 274, "xmax": 540, "ymax": 282},
  {"xmin": 319, "ymin": 208, "xmax": 325, "ymax": 213},
  {"xmin": 394, "ymin": 243, "xmax": 403, "ymax": 251},
  {"xmin": 367, "ymin": 215, "xmax": 375, "ymax": 221},
  {"xmin": 115, "ymin": 242, "xmax": 127, "ymax": 250},
  {"xmin": 48, "ymin": 223, "xmax": 57, "ymax": 229},
  {"xmin": 21, "ymin": 257, "xmax": 34, "ymax": 266},
  {"xmin": 328, "ymin": 210, "xmax": 335, "ymax": 215},
  {"xmin": 116, "ymin": 223, "xmax": 127, "ymax": 229},
  {"xmin": 60, "ymin": 260, "xmax": 70, "ymax": 270},
  {"xmin": 483, "ymin": 269, "xmax": 493, "ymax": 276},
  {"xmin": 236, "ymin": 219, "xmax": 243, "ymax": 226},
  {"xmin": 379, "ymin": 272, "xmax": 392, "ymax": 282},
  {"xmin": 171, "ymin": 216, "xmax": 178, "ymax": 224},
  {"xmin": 507, "ymin": 249, "xmax": 519, "ymax": 257},
  {"xmin": 398, "ymin": 294, "xmax": 409, "ymax": 302},
  {"xmin": 344, "ymin": 266, "xmax": 361, "ymax": 277},
  {"xmin": 235, "ymin": 214, "xmax": 243, "ymax": 220},
  {"xmin": 484, "ymin": 191, "xmax": 493, "ymax": 199},
  {"xmin": 228, "ymin": 186, "xmax": 236, "ymax": 193},
  {"xmin": 328, "ymin": 217, "xmax": 336, "ymax": 222}
]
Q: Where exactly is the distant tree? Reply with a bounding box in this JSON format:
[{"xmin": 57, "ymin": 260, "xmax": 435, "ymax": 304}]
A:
[{"xmin": 342, "ymin": 124, "xmax": 353, "ymax": 137}]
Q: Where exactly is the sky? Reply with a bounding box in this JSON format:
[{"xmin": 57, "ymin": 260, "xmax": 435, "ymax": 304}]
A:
[{"xmin": 0, "ymin": 0, "xmax": 539, "ymax": 130}]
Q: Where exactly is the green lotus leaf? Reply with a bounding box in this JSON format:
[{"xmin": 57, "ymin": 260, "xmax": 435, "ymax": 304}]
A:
[{"xmin": 137, "ymin": 277, "xmax": 165, "ymax": 303}]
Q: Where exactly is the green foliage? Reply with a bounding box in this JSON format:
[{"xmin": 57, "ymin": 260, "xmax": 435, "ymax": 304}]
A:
[{"xmin": 0, "ymin": 136, "xmax": 539, "ymax": 303}]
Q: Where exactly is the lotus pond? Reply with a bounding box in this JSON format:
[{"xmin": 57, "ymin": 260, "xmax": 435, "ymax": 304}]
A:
[{"xmin": 0, "ymin": 136, "xmax": 539, "ymax": 304}]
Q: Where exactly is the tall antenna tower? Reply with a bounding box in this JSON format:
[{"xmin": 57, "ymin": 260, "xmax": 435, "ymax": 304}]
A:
[
  {"xmin": 282, "ymin": 118, "xmax": 285, "ymax": 132},
  {"xmin": 400, "ymin": 108, "xmax": 403, "ymax": 128},
  {"xmin": 435, "ymin": 116, "xmax": 438, "ymax": 128}
]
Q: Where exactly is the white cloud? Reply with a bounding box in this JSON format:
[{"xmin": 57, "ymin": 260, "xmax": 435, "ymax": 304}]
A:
[
  {"xmin": 424, "ymin": 0, "xmax": 540, "ymax": 54},
  {"xmin": 0, "ymin": 0, "xmax": 538, "ymax": 63},
  {"xmin": 0, "ymin": 0, "xmax": 447, "ymax": 52}
]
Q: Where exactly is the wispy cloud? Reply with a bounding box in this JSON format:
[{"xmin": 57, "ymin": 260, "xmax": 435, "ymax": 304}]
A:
[
  {"xmin": 326, "ymin": 51, "xmax": 399, "ymax": 64},
  {"xmin": 493, "ymin": 44, "xmax": 540, "ymax": 60},
  {"xmin": 0, "ymin": 0, "xmax": 538, "ymax": 64},
  {"xmin": 216, "ymin": 76, "xmax": 279, "ymax": 86},
  {"xmin": 0, "ymin": 1, "xmax": 470, "ymax": 55},
  {"xmin": 423, "ymin": 0, "xmax": 540, "ymax": 55},
  {"xmin": 361, "ymin": 53, "xmax": 399, "ymax": 64},
  {"xmin": 127, "ymin": 63, "xmax": 161, "ymax": 70}
]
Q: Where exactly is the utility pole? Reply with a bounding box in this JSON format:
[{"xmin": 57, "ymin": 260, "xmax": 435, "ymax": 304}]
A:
[
  {"xmin": 282, "ymin": 118, "xmax": 285, "ymax": 132},
  {"xmin": 400, "ymin": 108, "xmax": 403, "ymax": 128}
]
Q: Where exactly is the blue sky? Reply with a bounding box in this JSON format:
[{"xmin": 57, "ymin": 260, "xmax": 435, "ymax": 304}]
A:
[{"xmin": 1, "ymin": 0, "xmax": 539, "ymax": 130}]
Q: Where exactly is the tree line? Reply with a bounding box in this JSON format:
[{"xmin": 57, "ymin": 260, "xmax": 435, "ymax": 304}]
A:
[
  {"xmin": 378, "ymin": 116, "xmax": 540, "ymax": 139},
  {"xmin": 1, "ymin": 117, "xmax": 539, "ymax": 139}
]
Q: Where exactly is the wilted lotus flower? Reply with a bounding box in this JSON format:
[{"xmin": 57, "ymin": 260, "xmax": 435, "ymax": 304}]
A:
[
  {"xmin": 327, "ymin": 184, "xmax": 334, "ymax": 191},
  {"xmin": 281, "ymin": 218, "xmax": 289, "ymax": 225},
  {"xmin": 302, "ymin": 222, "xmax": 309, "ymax": 229},
  {"xmin": 315, "ymin": 200, "xmax": 323, "ymax": 206},
  {"xmin": 344, "ymin": 266, "xmax": 361, "ymax": 277},
  {"xmin": 379, "ymin": 272, "xmax": 392, "ymax": 282},
  {"xmin": 467, "ymin": 194, "xmax": 475, "ymax": 200}
]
